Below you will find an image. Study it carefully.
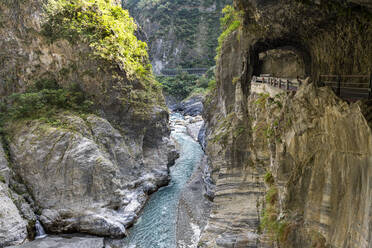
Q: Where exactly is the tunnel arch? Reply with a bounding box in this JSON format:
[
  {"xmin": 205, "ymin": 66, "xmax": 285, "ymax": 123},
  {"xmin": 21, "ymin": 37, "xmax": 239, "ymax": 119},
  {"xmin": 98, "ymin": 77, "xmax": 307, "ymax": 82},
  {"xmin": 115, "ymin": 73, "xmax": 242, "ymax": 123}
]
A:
[
  {"xmin": 241, "ymin": 38, "xmax": 312, "ymax": 96},
  {"xmin": 250, "ymin": 38, "xmax": 312, "ymax": 77}
]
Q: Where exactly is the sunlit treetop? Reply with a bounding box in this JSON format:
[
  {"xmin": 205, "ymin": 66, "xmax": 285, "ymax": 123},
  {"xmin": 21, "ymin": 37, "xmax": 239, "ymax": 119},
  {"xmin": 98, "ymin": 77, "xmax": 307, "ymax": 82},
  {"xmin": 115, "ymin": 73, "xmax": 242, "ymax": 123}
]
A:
[{"xmin": 44, "ymin": 0, "xmax": 153, "ymax": 81}]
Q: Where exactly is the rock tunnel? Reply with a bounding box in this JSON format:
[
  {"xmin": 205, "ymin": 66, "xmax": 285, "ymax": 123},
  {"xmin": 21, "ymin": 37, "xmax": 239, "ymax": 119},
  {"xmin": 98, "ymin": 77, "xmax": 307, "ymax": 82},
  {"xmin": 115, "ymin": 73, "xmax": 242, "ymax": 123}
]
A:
[
  {"xmin": 239, "ymin": 38, "xmax": 312, "ymax": 96},
  {"xmin": 250, "ymin": 39, "xmax": 311, "ymax": 79}
]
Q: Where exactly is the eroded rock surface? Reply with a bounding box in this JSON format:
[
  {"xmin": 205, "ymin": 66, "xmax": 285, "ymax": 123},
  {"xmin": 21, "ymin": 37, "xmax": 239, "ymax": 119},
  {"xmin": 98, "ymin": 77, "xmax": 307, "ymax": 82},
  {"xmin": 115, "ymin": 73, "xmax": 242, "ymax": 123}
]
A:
[
  {"xmin": 198, "ymin": 0, "xmax": 372, "ymax": 247},
  {"xmin": 185, "ymin": 115, "xmax": 204, "ymax": 141},
  {"xmin": 0, "ymin": 142, "xmax": 34, "ymax": 247},
  {"xmin": 9, "ymin": 235, "xmax": 104, "ymax": 248},
  {"xmin": 122, "ymin": 0, "xmax": 232, "ymax": 73},
  {"xmin": 0, "ymin": 182, "xmax": 28, "ymax": 247},
  {"xmin": 176, "ymin": 156, "xmax": 212, "ymax": 248},
  {"xmin": 173, "ymin": 94, "xmax": 205, "ymax": 117},
  {"xmin": 250, "ymin": 83, "xmax": 372, "ymax": 248},
  {"xmin": 7, "ymin": 113, "xmax": 174, "ymax": 238},
  {"xmin": 0, "ymin": 0, "xmax": 176, "ymax": 245},
  {"xmin": 201, "ymin": 75, "xmax": 372, "ymax": 248}
]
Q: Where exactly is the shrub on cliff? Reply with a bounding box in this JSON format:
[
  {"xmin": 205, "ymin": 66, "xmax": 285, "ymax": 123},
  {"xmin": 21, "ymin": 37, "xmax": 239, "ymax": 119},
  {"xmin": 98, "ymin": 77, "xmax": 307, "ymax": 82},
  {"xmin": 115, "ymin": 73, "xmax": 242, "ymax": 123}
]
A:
[
  {"xmin": 43, "ymin": 0, "xmax": 152, "ymax": 81},
  {"xmin": 0, "ymin": 78, "xmax": 93, "ymax": 122},
  {"xmin": 216, "ymin": 4, "xmax": 243, "ymax": 59},
  {"xmin": 38, "ymin": 0, "xmax": 166, "ymax": 121}
]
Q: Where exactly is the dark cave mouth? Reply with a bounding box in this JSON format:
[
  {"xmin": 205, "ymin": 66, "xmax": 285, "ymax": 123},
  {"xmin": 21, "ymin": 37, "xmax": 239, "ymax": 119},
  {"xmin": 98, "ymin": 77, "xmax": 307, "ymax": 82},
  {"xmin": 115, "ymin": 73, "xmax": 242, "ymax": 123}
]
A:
[{"xmin": 250, "ymin": 39, "xmax": 311, "ymax": 79}]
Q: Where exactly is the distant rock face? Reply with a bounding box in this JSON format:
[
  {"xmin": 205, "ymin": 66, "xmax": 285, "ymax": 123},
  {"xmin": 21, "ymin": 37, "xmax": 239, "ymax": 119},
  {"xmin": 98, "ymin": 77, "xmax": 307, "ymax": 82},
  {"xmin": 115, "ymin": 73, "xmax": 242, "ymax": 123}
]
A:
[
  {"xmin": 8, "ymin": 113, "xmax": 175, "ymax": 238},
  {"xmin": 122, "ymin": 0, "xmax": 232, "ymax": 73}
]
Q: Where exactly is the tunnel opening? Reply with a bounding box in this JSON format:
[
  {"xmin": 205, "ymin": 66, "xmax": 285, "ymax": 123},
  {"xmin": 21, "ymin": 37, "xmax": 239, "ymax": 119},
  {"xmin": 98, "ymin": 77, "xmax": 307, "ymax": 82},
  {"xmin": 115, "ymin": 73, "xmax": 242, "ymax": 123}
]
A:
[
  {"xmin": 250, "ymin": 39, "xmax": 311, "ymax": 78},
  {"xmin": 241, "ymin": 38, "xmax": 312, "ymax": 96},
  {"xmin": 255, "ymin": 47, "xmax": 306, "ymax": 78}
]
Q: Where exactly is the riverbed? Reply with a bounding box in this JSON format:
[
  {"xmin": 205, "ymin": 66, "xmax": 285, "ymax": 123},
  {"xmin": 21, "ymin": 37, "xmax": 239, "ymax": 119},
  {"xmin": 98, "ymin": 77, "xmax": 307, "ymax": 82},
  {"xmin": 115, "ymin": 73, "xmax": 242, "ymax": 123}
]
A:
[{"xmin": 123, "ymin": 113, "xmax": 204, "ymax": 248}]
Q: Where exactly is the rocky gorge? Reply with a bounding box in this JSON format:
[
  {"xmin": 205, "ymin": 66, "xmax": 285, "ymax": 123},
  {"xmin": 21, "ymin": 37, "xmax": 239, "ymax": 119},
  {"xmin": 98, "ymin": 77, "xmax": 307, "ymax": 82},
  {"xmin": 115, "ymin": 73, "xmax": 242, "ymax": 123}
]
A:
[{"xmin": 1, "ymin": 0, "xmax": 372, "ymax": 248}]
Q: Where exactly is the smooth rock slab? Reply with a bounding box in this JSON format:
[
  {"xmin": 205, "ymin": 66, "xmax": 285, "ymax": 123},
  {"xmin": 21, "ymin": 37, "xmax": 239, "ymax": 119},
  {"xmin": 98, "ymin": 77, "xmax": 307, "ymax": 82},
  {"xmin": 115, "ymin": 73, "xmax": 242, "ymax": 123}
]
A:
[
  {"xmin": 7, "ymin": 113, "xmax": 173, "ymax": 238},
  {"xmin": 9, "ymin": 235, "xmax": 104, "ymax": 248},
  {"xmin": 0, "ymin": 182, "xmax": 28, "ymax": 247}
]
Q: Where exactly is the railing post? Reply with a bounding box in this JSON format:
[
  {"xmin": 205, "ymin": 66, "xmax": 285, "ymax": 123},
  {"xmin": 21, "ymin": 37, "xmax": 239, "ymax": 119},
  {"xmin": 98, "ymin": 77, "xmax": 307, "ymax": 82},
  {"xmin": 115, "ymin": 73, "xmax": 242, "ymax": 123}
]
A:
[
  {"xmin": 337, "ymin": 75, "xmax": 341, "ymax": 97},
  {"xmin": 369, "ymin": 73, "xmax": 372, "ymax": 100},
  {"xmin": 318, "ymin": 75, "xmax": 321, "ymax": 87},
  {"xmin": 279, "ymin": 79, "xmax": 282, "ymax": 89},
  {"xmin": 287, "ymin": 80, "xmax": 290, "ymax": 91}
]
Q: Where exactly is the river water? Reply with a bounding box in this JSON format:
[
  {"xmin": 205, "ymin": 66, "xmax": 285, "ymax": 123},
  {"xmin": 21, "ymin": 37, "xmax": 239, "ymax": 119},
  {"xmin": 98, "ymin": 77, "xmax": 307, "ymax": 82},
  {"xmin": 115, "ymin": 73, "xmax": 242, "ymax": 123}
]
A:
[{"xmin": 123, "ymin": 113, "xmax": 204, "ymax": 248}]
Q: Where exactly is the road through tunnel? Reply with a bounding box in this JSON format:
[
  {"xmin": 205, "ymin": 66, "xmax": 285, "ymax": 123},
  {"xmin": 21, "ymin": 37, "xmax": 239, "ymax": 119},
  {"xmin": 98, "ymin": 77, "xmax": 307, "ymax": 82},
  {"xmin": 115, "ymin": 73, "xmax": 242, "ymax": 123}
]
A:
[{"xmin": 241, "ymin": 38, "xmax": 312, "ymax": 96}]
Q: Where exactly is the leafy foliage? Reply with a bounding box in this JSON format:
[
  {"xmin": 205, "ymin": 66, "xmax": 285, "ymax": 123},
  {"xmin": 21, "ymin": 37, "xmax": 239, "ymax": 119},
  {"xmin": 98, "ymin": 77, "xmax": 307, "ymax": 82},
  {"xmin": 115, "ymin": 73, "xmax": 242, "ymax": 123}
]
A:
[
  {"xmin": 42, "ymin": 0, "xmax": 152, "ymax": 80},
  {"xmin": 261, "ymin": 185, "xmax": 288, "ymax": 241},
  {"xmin": 157, "ymin": 73, "xmax": 200, "ymax": 100},
  {"xmin": 158, "ymin": 67, "xmax": 216, "ymax": 99},
  {"xmin": 0, "ymin": 78, "xmax": 93, "ymax": 123},
  {"xmin": 264, "ymin": 171, "xmax": 275, "ymax": 185},
  {"xmin": 216, "ymin": 4, "xmax": 243, "ymax": 59}
]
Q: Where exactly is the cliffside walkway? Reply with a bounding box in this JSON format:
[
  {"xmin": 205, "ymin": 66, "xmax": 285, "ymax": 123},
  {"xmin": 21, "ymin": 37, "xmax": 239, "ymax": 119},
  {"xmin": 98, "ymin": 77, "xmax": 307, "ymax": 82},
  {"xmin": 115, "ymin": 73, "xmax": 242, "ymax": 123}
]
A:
[
  {"xmin": 252, "ymin": 74, "xmax": 372, "ymax": 101},
  {"xmin": 252, "ymin": 75, "xmax": 301, "ymax": 91},
  {"xmin": 318, "ymin": 74, "xmax": 372, "ymax": 101}
]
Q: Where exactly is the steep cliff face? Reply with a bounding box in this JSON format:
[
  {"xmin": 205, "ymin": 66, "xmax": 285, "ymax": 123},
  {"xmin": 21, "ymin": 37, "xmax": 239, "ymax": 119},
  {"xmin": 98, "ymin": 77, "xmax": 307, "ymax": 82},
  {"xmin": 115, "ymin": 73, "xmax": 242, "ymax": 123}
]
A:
[
  {"xmin": 0, "ymin": 144, "xmax": 29, "ymax": 247},
  {"xmin": 0, "ymin": 0, "xmax": 175, "ymax": 246},
  {"xmin": 8, "ymin": 113, "xmax": 173, "ymax": 238},
  {"xmin": 248, "ymin": 83, "xmax": 372, "ymax": 248},
  {"xmin": 122, "ymin": 0, "xmax": 232, "ymax": 73},
  {"xmin": 235, "ymin": 0, "xmax": 372, "ymax": 78},
  {"xmin": 200, "ymin": 0, "xmax": 372, "ymax": 247}
]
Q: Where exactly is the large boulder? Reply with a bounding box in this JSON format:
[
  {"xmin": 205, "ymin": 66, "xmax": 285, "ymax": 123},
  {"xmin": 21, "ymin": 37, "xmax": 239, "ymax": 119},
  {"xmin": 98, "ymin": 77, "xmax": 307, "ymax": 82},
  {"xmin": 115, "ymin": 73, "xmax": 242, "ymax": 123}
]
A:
[
  {"xmin": 8, "ymin": 113, "xmax": 175, "ymax": 238},
  {"xmin": 174, "ymin": 94, "xmax": 205, "ymax": 116}
]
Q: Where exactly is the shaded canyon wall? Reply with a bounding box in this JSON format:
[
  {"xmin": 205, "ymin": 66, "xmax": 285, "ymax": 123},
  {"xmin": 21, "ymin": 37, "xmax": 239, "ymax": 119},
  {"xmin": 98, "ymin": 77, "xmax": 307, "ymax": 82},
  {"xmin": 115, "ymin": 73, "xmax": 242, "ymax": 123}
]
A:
[{"xmin": 199, "ymin": 0, "xmax": 372, "ymax": 247}]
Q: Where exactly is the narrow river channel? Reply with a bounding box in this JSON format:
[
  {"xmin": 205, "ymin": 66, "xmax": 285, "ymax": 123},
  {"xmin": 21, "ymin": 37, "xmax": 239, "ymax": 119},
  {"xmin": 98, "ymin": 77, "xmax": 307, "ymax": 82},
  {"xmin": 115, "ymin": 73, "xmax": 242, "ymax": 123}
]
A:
[{"xmin": 123, "ymin": 113, "xmax": 204, "ymax": 248}]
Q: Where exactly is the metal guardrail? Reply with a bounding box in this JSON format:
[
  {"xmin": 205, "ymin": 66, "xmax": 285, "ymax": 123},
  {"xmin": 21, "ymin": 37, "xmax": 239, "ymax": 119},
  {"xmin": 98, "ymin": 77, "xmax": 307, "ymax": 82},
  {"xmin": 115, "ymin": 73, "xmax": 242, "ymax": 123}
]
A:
[
  {"xmin": 252, "ymin": 75, "xmax": 302, "ymax": 91},
  {"xmin": 319, "ymin": 74, "xmax": 372, "ymax": 100},
  {"xmin": 252, "ymin": 73, "xmax": 372, "ymax": 101}
]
